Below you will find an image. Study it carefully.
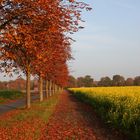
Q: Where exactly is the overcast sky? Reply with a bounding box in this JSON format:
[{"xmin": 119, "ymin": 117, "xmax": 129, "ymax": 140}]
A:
[
  {"xmin": 69, "ymin": 0, "xmax": 140, "ymax": 80},
  {"xmin": 0, "ymin": 0, "xmax": 140, "ymax": 81}
]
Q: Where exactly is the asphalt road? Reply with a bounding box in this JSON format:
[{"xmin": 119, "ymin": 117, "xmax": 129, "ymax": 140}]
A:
[{"xmin": 0, "ymin": 94, "xmax": 39, "ymax": 115}]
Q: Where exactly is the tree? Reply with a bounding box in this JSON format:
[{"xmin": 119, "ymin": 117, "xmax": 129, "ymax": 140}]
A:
[
  {"xmin": 77, "ymin": 77, "xmax": 85, "ymax": 87},
  {"xmin": 76, "ymin": 75, "xmax": 94, "ymax": 87},
  {"xmin": 112, "ymin": 75, "xmax": 125, "ymax": 86},
  {"xmin": 125, "ymin": 78, "xmax": 134, "ymax": 86},
  {"xmin": 68, "ymin": 75, "xmax": 77, "ymax": 88},
  {"xmin": 0, "ymin": 0, "xmax": 91, "ymax": 108},
  {"xmin": 84, "ymin": 75, "xmax": 93, "ymax": 87},
  {"xmin": 134, "ymin": 76, "xmax": 140, "ymax": 86},
  {"xmin": 0, "ymin": 0, "xmax": 31, "ymax": 30},
  {"xmin": 98, "ymin": 76, "xmax": 112, "ymax": 87}
]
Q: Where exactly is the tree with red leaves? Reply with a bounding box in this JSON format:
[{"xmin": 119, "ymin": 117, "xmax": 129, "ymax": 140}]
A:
[{"xmin": 0, "ymin": 0, "xmax": 91, "ymax": 108}]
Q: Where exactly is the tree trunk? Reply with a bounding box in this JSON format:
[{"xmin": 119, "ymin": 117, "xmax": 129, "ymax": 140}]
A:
[
  {"xmin": 46, "ymin": 80, "xmax": 48, "ymax": 98},
  {"xmin": 49, "ymin": 80, "xmax": 52, "ymax": 96},
  {"xmin": 39, "ymin": 76, "xmax": 43, "ymax": 102},
  {"xmin": 55, "ymin": 84, "xmax": 57, "ymax": 94},
  {"xmin": 59, "ymin": 86, "xmax": 61, "ymax": 92},
  {"xmin": 52, "ymin": 82, "xmax": 54, "ymax": 95},
  {"xmin": 54, "ymin": 83, "xmax": 55, "ymax": 94},
  {"xmin": 26, "ymin": 66, "xmax": 31, "ymax": 109}
]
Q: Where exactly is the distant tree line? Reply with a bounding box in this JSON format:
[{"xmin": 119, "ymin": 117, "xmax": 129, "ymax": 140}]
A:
[
  {"xmin": 0, "ymin": 78, "xmax": 34, "ymax": 90},
  {"xmin": 68, "ymin": 75, "xmax": 140, "ymax": 87}
]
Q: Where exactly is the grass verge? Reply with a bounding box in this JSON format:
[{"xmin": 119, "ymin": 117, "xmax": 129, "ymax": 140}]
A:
[
  {"xmin": 0, "ymin": 94, "xmax": 59, "ymax": 139},
  {"xmin": 0, "ymin": 90, "xmax": 25, "ymax": 104}
]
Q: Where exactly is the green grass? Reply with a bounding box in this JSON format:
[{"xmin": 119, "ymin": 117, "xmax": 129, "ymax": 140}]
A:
[
  {"xmin": 0, "ymin": 90, "xmax": 25, "ymax": 104},
  {"xmin": 0, "ymin": 94, "xmax": 59, "ymax": 139},
  {"xmin": 0, "ymin": 94, "xmax": 59, "ymax": 127}
]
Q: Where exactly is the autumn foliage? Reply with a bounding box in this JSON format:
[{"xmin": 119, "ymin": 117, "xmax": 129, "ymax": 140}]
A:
[{"xmin": 0, "ymin": 0, "xmax": 91, "ymax": 108}]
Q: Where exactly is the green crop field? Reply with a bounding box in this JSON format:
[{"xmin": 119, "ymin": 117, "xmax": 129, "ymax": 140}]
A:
[{"xmin": 69, "ymin": 86, "xmax": 140, "ymax": 140}]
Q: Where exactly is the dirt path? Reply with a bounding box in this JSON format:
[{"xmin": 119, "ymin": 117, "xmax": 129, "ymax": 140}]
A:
[{"xmin": 40, "ymin": 91, "xmax": 127, "ymax": 140}]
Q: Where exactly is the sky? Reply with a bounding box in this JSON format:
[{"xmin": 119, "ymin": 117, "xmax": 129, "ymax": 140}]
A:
[
  {"xmin": 0, "ymin": 0, "xmax": 140, "ymax": 81},
  {"xmin": 69, "ymin": 0, "xmax": 140, "ymax": 80}
]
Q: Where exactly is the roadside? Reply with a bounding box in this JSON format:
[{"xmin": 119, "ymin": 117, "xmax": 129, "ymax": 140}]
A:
[
  {"xmin": 0, "ymin": 93, "xmax": 38, "ymax": 115},
  {"xmin": 0, "ymin": 90, "xmax": 25, "ymax": 104},
  {"xmin": 0, "ymin": 91, "xmax": 128, "ymax": 140},
  {"xmin": 0, "ymin": 94, "xmax": 59, "ymax": 140}
]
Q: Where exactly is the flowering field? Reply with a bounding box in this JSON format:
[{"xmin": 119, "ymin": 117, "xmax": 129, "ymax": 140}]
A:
[{"xmin": 69, "ymin": 87, "xmax": 140, "ymax": 140}]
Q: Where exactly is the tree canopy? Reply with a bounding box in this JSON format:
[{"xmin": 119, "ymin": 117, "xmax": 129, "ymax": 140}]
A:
[{"xmin": 0, "ymin": 0, "xmax": 91, "ymax": 108}]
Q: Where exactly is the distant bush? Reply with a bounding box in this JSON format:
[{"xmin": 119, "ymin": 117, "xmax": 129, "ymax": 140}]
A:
[{"xmin": 0, "ymin": 90, "xmax": 24, "ymax": 100}]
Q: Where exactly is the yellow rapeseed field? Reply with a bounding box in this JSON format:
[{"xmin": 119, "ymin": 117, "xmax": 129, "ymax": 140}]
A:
[{"xmin": 69, "ymin": 86, "xmax": 140, "ymax": 140}]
